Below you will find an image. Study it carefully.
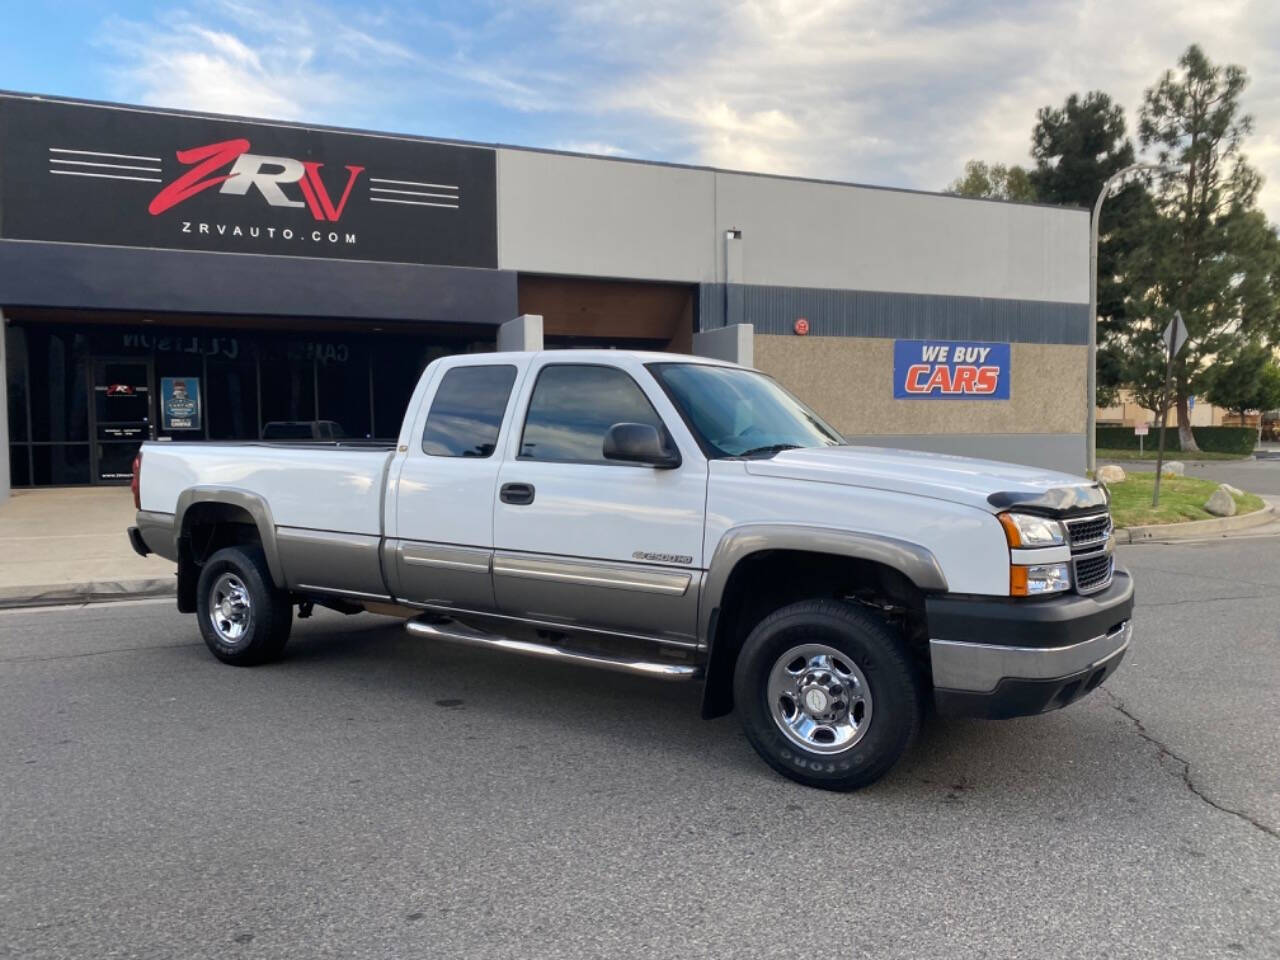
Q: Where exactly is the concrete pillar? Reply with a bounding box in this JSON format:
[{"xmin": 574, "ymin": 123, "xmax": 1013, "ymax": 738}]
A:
[
  {"xmin": 693, "ymin": 323, "xmax": 754, "ymax": 367},
  {"xmin": 0, "ymin": 311, "xmax": 9, "ymax": 503},
  {"xmin": 497, "ymin": 314, "xmax": 544, "ymax": 352}
]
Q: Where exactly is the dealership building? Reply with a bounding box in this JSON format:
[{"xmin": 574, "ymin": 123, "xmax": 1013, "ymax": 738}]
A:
[{"xmin": 0, "ymin": 91, "xmax": 1089, "ymax": 501}]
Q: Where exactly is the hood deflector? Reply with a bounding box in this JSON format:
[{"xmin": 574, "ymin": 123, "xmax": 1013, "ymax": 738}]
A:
[{"xmin": 986, "ymin": 484, "xmax": 1109, "ymax": 517}]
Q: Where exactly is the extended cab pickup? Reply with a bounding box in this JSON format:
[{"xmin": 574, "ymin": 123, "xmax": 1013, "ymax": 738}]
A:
[{"xmin": 129, "ymin": 350, "xmax": 1133, "ymax": 790}]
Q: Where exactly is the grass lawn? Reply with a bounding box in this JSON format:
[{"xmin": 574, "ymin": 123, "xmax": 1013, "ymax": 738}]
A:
[
  {"xmin": 1106, "ymin": 472, "xmax": 1265, "ymax": 528},
  {"xmin": 1097, "ymin": 448, "xmax": 1249, "ymax": 462}
]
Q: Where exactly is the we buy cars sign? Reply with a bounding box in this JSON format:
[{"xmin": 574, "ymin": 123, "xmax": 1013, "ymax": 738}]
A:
[{"xmin": 893, "ymin": 340, "xmax": 1010, "ymax": 399}]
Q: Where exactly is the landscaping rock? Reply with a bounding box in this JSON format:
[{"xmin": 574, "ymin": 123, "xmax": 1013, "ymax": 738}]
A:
[
  {"xmin": 1204, "ymin": 485, "xmax": 1238, "ymax": 517},
  {"xmin": 1222, "ymin": 483, "xmax": 1244, "ymax": 496},
  {"xmin": 1097, "ymin": 464, "xmax": 1126, "ymax": 485},
  {"xmin": 1161, "ymin": 460, "xmax": 1185, "ymax": 477}
]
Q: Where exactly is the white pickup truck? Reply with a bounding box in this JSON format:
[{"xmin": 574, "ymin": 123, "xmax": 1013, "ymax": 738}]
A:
[{"xmin": 129, "ymin": 349, "xmax": 1133, "ymax": 790}]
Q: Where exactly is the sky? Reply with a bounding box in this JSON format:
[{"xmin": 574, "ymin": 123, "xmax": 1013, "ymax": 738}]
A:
[{"xmin": 2, "ymin": 0, "xmax": 1278, "ymax": 222}]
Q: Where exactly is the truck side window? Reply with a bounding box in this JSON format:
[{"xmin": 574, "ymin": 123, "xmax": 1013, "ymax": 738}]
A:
[
  {"xmin": 520, "ymin": 364, "xmax": 666, "ymax": 463},
  {"xmin": 421, "ymin": 364, "xmax": 518, "ymax": 458}
]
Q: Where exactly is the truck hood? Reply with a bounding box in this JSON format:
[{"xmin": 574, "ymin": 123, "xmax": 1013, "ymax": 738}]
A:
[{"xmin": 744, "ymin": 445, "xmax": 1106, "ymax": 514}]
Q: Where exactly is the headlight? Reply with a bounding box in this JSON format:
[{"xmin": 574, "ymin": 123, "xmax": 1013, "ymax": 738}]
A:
[
  {"xmin": 1011, "ymin": 562, "xmax": 1071, "ymax": 596},
  {"xmin": 998, "ymin": 512, "xmax": 1066, "ymax": 548}
]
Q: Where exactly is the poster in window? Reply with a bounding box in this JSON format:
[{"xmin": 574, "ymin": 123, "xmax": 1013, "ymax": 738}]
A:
[{"xmin": 161, "ymin": 377, "xmax": 202, "ymax": 430}]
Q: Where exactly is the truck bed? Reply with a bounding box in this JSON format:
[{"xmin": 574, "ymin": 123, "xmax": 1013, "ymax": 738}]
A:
[{"xmin": 138, "ymin": 440, "xmax": 395, "ymax": 536}]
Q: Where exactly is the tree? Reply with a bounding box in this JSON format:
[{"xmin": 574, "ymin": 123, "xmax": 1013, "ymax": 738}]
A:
[
  {"xmin": 1133, "ymin": 44, "xmax": 1280, "ymax": 450},
  {"xmin": 944, "ymin": 160, "xmax": 1037, "ymax": 202},
  {"xmin": 1028, "ymin": 92, "xmax": 1155, "ymax": 406},
  {"xmin": 1204, "ymin": 343, "xmax": 1280, "ymax": 428}
]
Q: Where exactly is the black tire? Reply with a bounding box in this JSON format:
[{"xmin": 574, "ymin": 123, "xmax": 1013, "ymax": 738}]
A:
[
  {"xmin": 195, "ymin": 546, "xmax": 293, "ymax": 666},
  {"xmin": 732, "ymin": 599, "xmax": 922, "ymax": 791}
]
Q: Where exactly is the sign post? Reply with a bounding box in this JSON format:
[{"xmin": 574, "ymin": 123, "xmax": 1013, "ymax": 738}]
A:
[
  {"xmin": 1152, "ymin": 311, "xmax": 1189, "ymax": 508},
  {"xmin": 1134, "ymin": 422, "xmax": 1148, "ymax": 456}
]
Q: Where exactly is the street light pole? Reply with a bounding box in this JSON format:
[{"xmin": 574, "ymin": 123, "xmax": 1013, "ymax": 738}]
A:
[{"xmin": 1086, "ymin": 162, "xmax": 1167, "ymax": 474}]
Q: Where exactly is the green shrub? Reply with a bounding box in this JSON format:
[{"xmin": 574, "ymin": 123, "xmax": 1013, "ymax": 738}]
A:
[{"xmin": 1095, "ymin": 425, "xmax": 1255, "ymax": 455}]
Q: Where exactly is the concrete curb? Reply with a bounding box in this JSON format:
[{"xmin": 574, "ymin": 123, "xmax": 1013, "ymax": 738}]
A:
[
  {"xmin": 0, "ymin": 577, "xmax": 175, "ymax": 610},
  {"xmin": 1118, "ymin": 503, "xmax": 1277, "ymax": 544}
]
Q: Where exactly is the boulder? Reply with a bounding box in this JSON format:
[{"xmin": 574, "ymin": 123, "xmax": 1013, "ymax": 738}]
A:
[
  {"xmin": 1097, "ymin": 464, "xmax": 1126, "ymax": 485},
  {"xmin": 1161, "ymin": 460, "xmax": 1185, "ymax": 477},
  {"xmin": 1222, "ymin": 483, "xmax": 1244, "ymax": 496},
  {"xmin": 1204, "ymin": 485, "xmax": 1237, "ymax": 517}
]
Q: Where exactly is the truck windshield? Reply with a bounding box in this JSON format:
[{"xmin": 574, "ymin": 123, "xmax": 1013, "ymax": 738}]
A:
[{"xmin": 648, "ymin": 362, "xmax": 844, "ymax": 458}]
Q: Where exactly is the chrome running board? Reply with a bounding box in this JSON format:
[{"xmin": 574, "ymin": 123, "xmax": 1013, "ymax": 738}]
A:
[{"xmin": 405, "ymin": 617, "xmax": 701, "ymax": 681}]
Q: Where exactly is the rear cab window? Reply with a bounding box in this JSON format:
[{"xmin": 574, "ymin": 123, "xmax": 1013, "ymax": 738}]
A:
[{"xmin": 421, "ymin": 365, "xmax": 518, "ymax": 458}]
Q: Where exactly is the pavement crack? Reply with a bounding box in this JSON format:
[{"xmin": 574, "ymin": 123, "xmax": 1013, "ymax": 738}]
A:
[
  {"xmin": 1139, "ymin": 593, "xmax": 1272, "ymax": 608},
  {"xmin": 1103, "ymin": 689, "xmax": 1279, "ymax": 842}
]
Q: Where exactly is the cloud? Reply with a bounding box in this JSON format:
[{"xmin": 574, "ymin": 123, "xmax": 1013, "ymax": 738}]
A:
[
  {"xmin": 100, "ymin": 6, "xmax": 350, "ymax": 120},
  {"xmin": 97, "ymin": 0, "xmax": 1280, "ymax": 222}
]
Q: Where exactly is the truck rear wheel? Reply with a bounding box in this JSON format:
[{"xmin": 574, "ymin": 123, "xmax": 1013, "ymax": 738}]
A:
[
  {"xmin": 733, "ymin": 599, "xmax": 921, "ymax": 790},
  {"xmin": 196, "ymin": 546, "xmax": 293, "ymax": 666}
]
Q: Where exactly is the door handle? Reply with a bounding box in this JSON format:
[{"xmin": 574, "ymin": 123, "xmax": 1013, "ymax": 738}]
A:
[{"xmin": 500, "ymin": 482, "xmax": 536, "ymax": 505}]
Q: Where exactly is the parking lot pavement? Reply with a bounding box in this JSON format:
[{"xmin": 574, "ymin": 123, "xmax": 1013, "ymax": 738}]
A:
[
  {"xmin": 1107, "ymin": 455, "xmax": 1280, "ymax": 497},
  {"xmin": 2, "ymin": 541, "xmax": 1278, "ymax": 960}
]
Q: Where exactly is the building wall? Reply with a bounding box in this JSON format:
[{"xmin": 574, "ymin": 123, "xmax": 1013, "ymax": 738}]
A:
[
  {"xmin": 755, "ymin": 334, "xmax": 1088, "ymax": 474},
  {"xmin": 709, "ymin": 173, "xmax": 1088, "ymax": 302},
  {"xmin": 497, "ymin": 150, "xmax": 715, "ymax": 282},
  {"xmin": 496, "ymin": 149, "xmax": 1089, "ymax": 304},
  {"xmin": 1097, "ymin": 389, "xmax": 1227, "ymax": 428}
]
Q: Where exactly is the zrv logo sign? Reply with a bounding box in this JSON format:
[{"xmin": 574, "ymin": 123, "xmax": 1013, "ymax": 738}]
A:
[
  {"xmin": 149, "ymin": 139, "xmax": 363, "ymax": 221},
  {"xmin": 893, "ymin": 340, "xmax": 1011, "ymax": 399},
  {"xmin": 0, "ymin": 96, "xmax": 499, "ymax": 267}
]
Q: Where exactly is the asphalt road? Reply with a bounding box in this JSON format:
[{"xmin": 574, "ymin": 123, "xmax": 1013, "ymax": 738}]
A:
[{"xmin": 3, "ymin": 540, "xmax": 1279, "ymax": 959}]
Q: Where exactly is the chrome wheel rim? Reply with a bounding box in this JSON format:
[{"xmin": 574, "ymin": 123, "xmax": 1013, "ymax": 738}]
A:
[
  {"xmin": 767, "ymin": 643, "xmax": 872, "ymax": 754},
  {"xmin": 209, "ymin": 573, "xmax": 252, "ymax": 645}
]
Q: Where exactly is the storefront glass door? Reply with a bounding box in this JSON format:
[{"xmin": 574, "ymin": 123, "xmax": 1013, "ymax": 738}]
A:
[{"xmin": 91, "ymin": 359, "xmax": 154, "ymax": 483}]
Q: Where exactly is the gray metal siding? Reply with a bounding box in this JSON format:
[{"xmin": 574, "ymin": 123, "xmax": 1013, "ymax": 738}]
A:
[{"xmin": 700, "ymin": 283, "xmax": 1088, "ymax": 346}]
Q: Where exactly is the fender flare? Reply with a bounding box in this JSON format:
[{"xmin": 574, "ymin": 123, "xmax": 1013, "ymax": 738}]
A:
[
  {"xmin": 697, "ymin": 524, "xmax": 949, "ymax": 718},
  {"xmin": 173, "ymin": 486, "xmax": 286, "ymax": 588}
]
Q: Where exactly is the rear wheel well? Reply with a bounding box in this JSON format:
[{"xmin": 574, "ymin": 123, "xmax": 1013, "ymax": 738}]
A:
[
  {"xmin": 177, "ymin": 503, "xmax": 265, "ymax": 613},
  {"xmin": 702, "ymin": 550, "xmax": 930, "ymax": 718}
]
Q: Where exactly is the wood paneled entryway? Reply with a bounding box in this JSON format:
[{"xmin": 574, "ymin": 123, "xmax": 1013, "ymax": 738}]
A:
[{"xmin": 517, "ymin": 276, "xmax": 694, "ymax": 352}]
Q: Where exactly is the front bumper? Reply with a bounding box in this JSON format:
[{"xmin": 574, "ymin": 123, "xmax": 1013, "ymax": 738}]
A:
[{"xmin": 927, "ymin": 570, "xmax": 1134, "ymax": 719}]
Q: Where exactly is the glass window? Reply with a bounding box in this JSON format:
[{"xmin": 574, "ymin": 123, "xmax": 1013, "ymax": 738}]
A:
[
  {"xmin": 9, "ymin": 445, "xmax": 31, "ymax": 488},
  {"xmin": 648, "ymin": 363, "xmax": 843, "ymax": 458},
  {"xmin": 28, "ymin": 329, "xmax": 89, "ymax": 443},
  {"xmin": 6, "ymin": 326, "xmax": 29, "ymax": 442},
  {"xmin": 422, "ymin": 365, "xmax": 517, "ymax": 457},
  {"xmin": 520, "ymin": 365, "xmax": 665, "ymax": 463},
  {"xmin": 31, "ymin": 444, "xmax": 91, "ymax": 485},
  {"xmin": 207, "ymin": 355, "xmax": 259, "ymax": 441},
  {"xmin": 316, "ymin": 342, "xmax": 371, "ymax": 440},
  {"xmin": 372, "ymin": 338, "xmax": 431, "ymax": 440},
  {"xmin": 259, "ymin": 339, "xmax": 317, "ymax": 430}
]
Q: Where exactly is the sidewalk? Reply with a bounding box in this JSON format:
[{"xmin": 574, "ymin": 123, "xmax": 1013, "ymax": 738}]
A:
[{"xmin": 0, "ymin": 487, "xmax": 175, "ymax": 608}]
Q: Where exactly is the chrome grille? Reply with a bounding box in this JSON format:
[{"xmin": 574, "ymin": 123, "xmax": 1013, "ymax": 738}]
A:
[
  {"xmin": 1066, "ymin": 512, "xmax": 1114, "ymax": 595},
  {"xmin": 1066, "ymin": 514, "xmax": 1112, "ymax": 549},
  {"xmin": 1073, "ymin": 552, "xmax": 1114, "ymax": 593}
]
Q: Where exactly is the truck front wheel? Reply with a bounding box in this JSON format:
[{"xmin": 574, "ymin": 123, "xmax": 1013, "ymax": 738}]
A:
[
  {"xmin": 733, "ymin": 599, "xmax": 921, "ymax": 790},
  {"xmin": 196, "ymin": 546, "xmax": 293, "ymax": 666}
]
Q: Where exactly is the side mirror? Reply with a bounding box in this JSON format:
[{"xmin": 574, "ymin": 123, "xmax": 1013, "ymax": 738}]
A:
[{"xmin": 603, "ymin": 423, "xmax": 681, "ymax": 469}]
